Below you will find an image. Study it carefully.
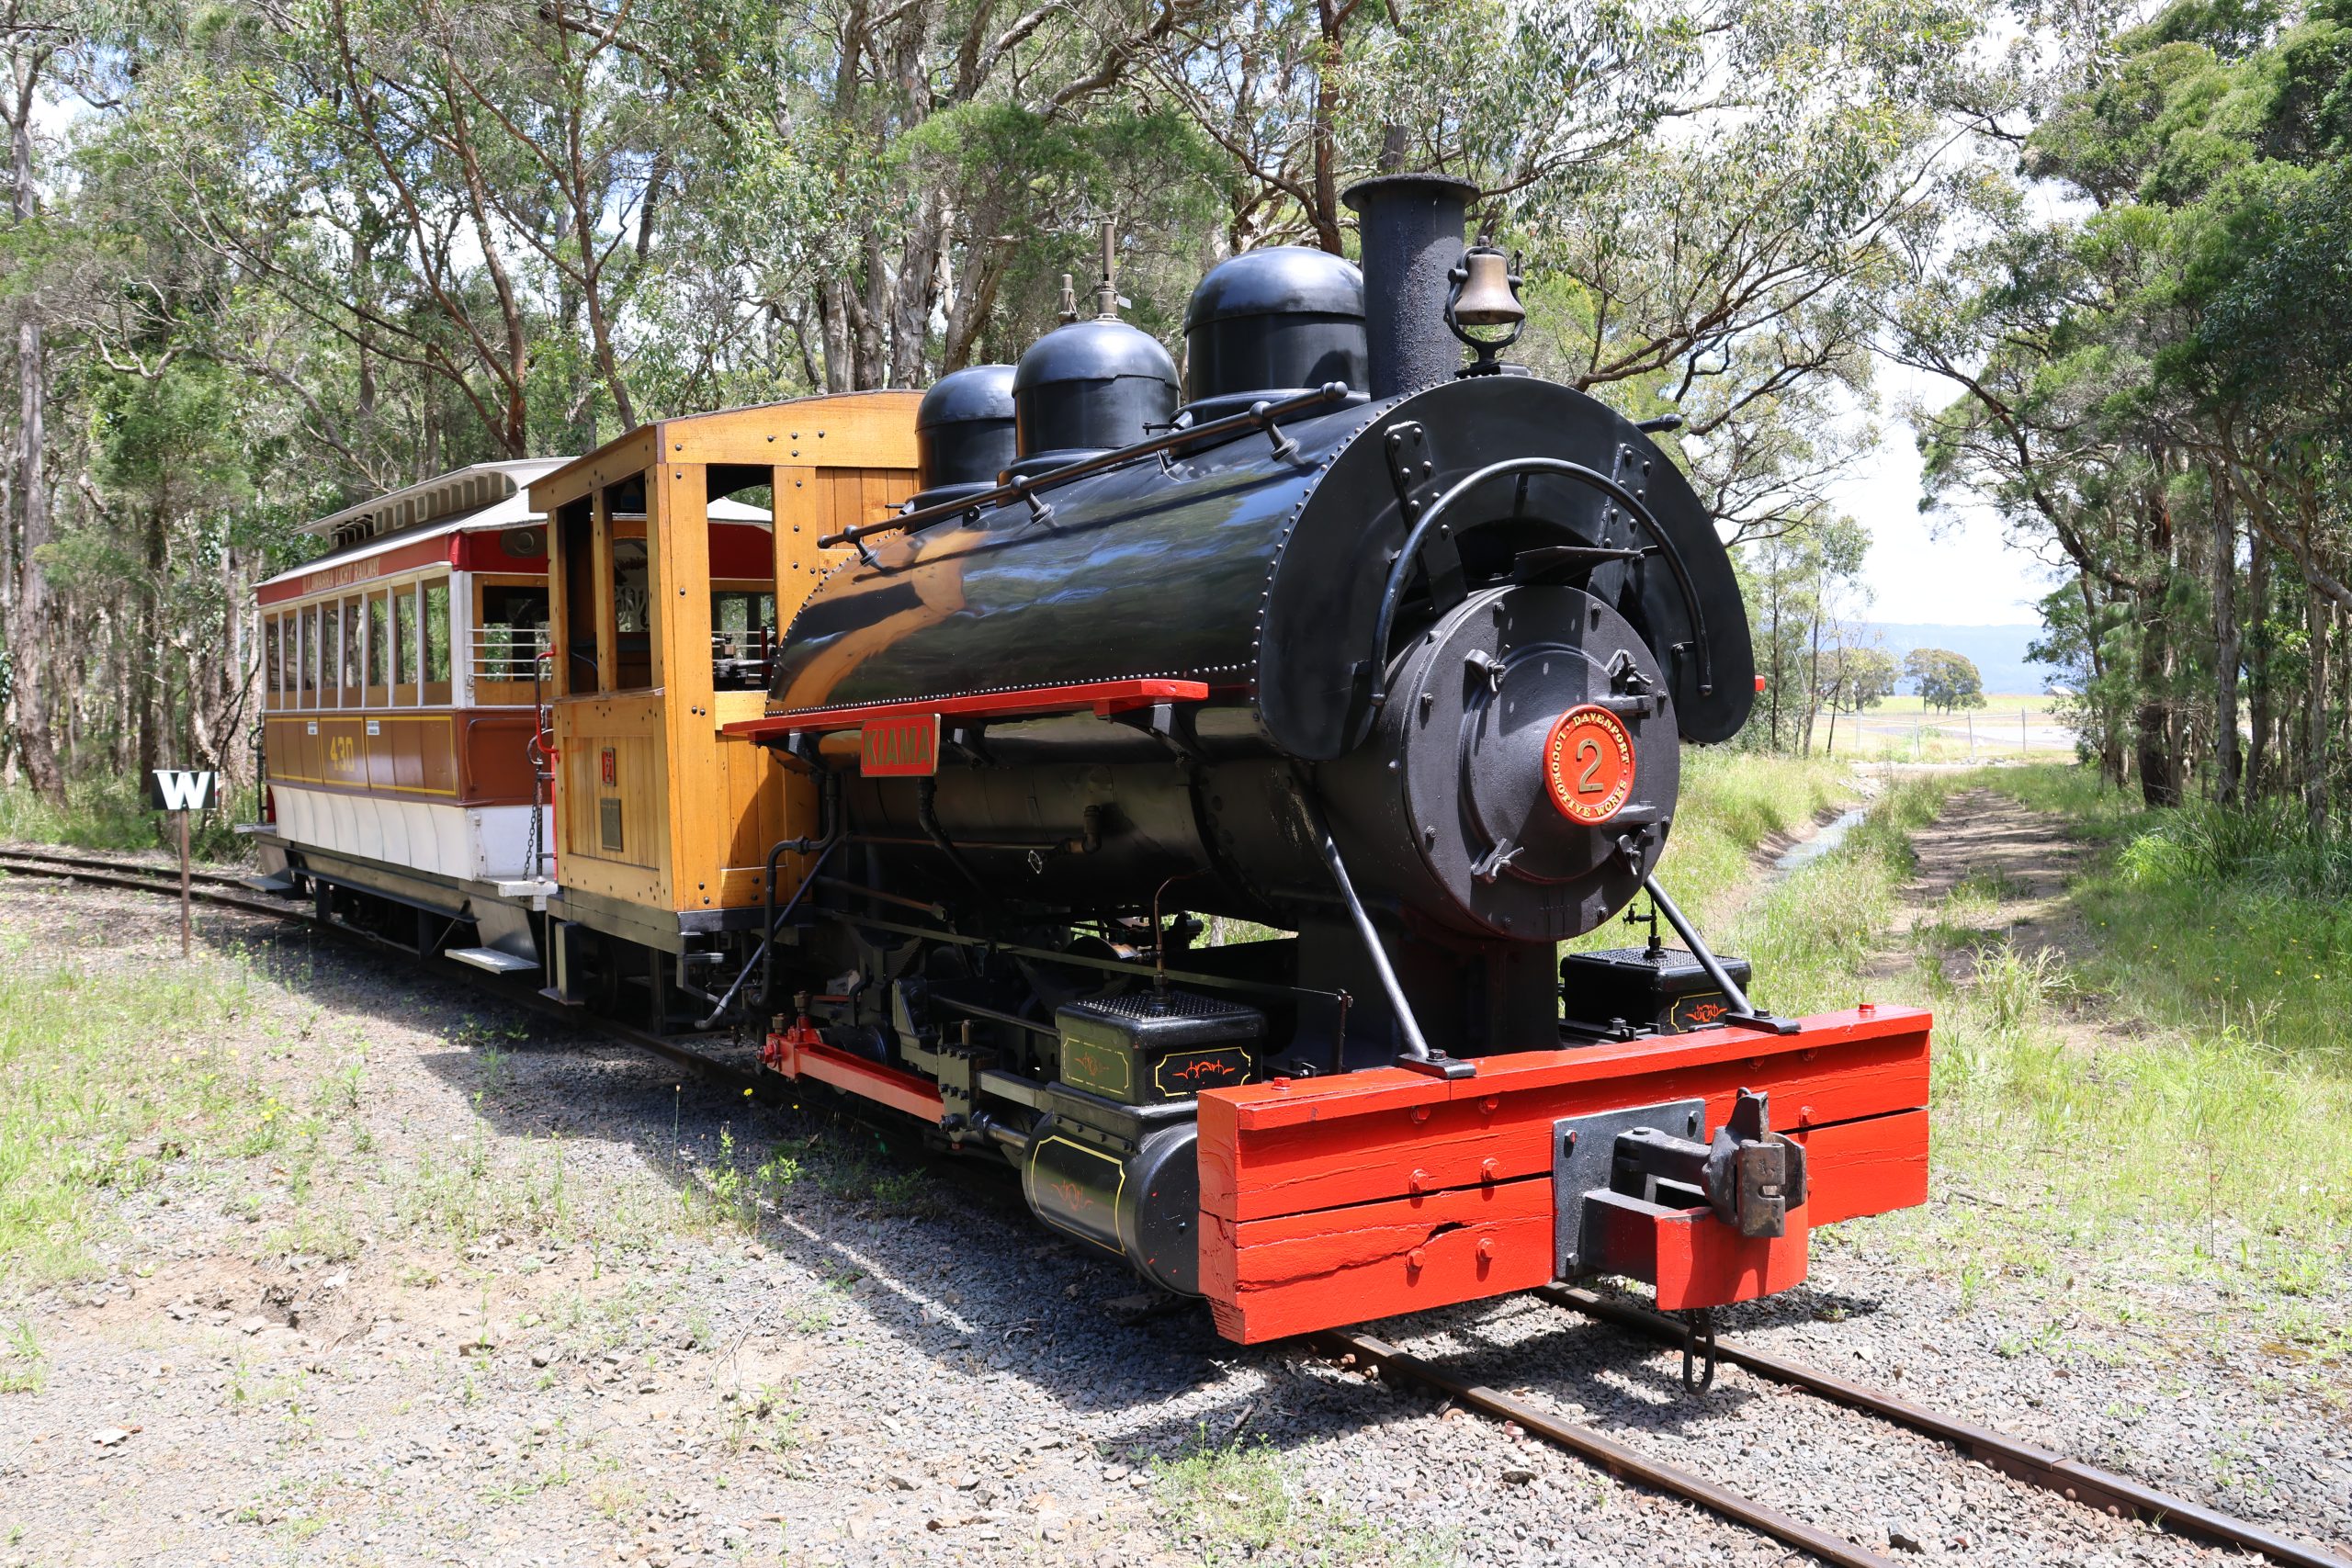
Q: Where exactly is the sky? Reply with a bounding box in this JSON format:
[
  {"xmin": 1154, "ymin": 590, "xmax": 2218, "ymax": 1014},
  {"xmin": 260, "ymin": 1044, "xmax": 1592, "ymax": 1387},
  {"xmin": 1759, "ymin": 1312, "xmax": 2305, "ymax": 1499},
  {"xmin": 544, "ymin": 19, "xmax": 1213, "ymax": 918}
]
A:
[{"xmin": 1828, "ymin": 356, "xmax": 2066, "ymax": 628}]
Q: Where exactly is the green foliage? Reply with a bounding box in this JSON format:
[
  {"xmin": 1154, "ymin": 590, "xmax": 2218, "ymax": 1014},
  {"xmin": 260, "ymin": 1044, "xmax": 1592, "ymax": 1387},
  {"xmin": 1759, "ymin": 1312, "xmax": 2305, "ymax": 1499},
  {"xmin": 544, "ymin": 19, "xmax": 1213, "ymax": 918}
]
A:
[
  {"xmin": 0, "ymin": 0, "xmax": 2039, "ymax": 797},
  {"xmin": 1740, "ymin": 513, "xmax": 1873, "ymax": 752},
  {"xmin": 0, "ymin": 953, "xmax": 276, "ymax": 1282},
  {"xmin": 0, "ymin": 781, "xmax": 245, "ymax": 859},
  {"xmin": 1903, "ymin": 648, "xmax": 1985, "ymax": 712},
  {"xmin": 1907, "ymin": 0, "xmax": 2352, "ymax": 816}
]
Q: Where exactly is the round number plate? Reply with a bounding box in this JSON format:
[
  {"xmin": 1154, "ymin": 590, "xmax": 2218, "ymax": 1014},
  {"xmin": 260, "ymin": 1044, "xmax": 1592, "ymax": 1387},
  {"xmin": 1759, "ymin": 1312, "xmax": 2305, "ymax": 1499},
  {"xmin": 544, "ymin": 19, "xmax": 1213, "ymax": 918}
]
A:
[{"xmin": 1544, "ymin": 705, "xmax": 1636, "ymax": 824}]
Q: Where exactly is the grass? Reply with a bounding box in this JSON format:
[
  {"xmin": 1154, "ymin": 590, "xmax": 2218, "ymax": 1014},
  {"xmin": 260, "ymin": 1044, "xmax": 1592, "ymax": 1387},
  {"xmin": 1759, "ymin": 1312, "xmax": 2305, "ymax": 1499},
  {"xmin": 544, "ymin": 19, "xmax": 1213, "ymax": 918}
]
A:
[
  {"xmin": 1744, "ymin": 762, "xmax": 2352, "ymax": 1321},
  {"xmin": 1153, "ymin": 1429, "xmax": 1453, "ymax": 1567},
  {"xmin": 0, "ymin": 779, "xmax": 247, "ymax": 861},
  {"xmin": 0, "ymin": 951, "xmax": 288, "ymax": 1282},
  {"xmin": 1724, "ymin": 772, "xmax": 1957, "ymax": 1013},
  {"xmin": 1610, "ymin": 748, "xmax": 1855, "ymax": 936},
  {"xmin": 1984, "ymin": 766, "xmax": 2351, "ymax": 1066}
]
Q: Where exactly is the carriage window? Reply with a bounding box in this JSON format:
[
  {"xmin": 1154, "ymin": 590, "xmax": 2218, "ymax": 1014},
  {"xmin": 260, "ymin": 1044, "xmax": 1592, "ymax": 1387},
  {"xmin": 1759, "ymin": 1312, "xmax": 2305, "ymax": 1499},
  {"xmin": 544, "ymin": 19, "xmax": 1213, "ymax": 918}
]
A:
[
  {"xmin": 367, "ymin": 592, "xmax": 389, "ymax": 695},
  {"xmin": 317, "ymin": 602, "xmax": 341, "ymax": 709},
  {"xmin": 265, "ymin": 615, "xmax": 281, "ymax": 706},
  {"xmin": 423, "ymin": 578, "xmax": 452, "ymax": 703},
  {"xmin": 710, "ymin": 590, "xmax": 775, "ymax": 691},
  {"xmin": 341, "ymin": 594, "xmax": 365, "ymax": 701},
  {"xmin": 300, "ymin": 603, "xmax": 320, "ymax": 706},
  {"xmin": 479, "ymin": 585, "xmax": 548, "ymax": 684},
  {"xmin": 394, "ymin": 583, "xmax": 418, "ymax": 697}
]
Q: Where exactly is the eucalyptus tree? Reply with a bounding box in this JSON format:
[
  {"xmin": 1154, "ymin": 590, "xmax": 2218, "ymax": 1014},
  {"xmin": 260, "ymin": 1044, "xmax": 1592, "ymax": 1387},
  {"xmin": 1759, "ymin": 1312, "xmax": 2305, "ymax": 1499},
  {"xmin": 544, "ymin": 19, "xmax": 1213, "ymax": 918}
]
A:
[{"xmin": 1901, "ymin": 0, "xmax": 2352, "ymax": 817}]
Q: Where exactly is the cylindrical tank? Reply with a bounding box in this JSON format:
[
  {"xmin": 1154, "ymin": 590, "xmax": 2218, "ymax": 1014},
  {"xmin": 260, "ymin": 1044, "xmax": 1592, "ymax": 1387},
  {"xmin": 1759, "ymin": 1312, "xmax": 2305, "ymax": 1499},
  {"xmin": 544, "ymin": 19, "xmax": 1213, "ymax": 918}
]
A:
[
  {"xmin": 911, "ymin": 365, "xmax": 1016, "ymax": 508},
  {"xmin": 774, "ymin": 376, "xmax": 1756, "ymax": 755},
  {"xmin": 1010, "ymin": 319, "xmax": 1179, "ymax": 478},
  {"xmin": 1182, "ymin": 247, "xmax": 1369, "ymax": 423},
  {"xmin": 1340, "ymin": 174, "xmax": 1476, "ymax": 398}
]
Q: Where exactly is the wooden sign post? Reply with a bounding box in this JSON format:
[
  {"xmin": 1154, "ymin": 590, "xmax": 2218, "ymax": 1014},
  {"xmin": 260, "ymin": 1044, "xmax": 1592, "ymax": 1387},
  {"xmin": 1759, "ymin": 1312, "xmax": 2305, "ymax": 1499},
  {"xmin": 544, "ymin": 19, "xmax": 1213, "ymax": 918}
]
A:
[{"xmin": 146, "ymin": 769, "xmax": 220, "ymax": 957}]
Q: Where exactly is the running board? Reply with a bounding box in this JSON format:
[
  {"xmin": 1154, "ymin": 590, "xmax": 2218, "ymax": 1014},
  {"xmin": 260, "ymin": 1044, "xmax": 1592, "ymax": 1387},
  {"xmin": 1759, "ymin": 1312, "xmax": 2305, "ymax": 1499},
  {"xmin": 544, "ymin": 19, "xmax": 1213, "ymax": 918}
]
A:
[
  {"xmin": 446, "ymin": 946, "xmax": 537, "ymax": 976},
  {"xmin": 240, "ymin": 871, "xmax": 299, "ymax": 895}
]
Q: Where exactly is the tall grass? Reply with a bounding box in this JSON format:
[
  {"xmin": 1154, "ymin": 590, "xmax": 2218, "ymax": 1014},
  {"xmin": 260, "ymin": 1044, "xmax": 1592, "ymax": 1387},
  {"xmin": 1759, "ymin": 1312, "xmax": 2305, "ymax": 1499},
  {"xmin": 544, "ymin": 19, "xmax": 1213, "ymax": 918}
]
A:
[
  {"xmin": 1984, "ymin": 766, "xmax": 2351, "ymax": 1069},
  {"xmin": 1678, "ymin": 765, "xmax": 2352, "ymax": 1296},
  {"xmin": 1727, "ymin": 772, "xmax": 1956, "ymax": 1013},
  {"xmin": 0, "ymin": 779, "xmax": 246, "ymax": 860},
  {"xmin": 1823, "ymin": 765, "xmax": 2352, "ymax": 1296},
  {"xmin": 1634, "ymin": 749, "xmax": 1853, "ymax": 929}
]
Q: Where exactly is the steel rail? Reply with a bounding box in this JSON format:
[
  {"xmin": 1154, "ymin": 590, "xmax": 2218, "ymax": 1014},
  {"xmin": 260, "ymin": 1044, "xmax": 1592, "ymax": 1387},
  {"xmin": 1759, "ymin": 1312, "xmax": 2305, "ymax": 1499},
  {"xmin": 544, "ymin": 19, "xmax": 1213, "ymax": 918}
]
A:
[
  {"xmin": 0, "ymin": 843, "xmax": 255, "ymax": 894},
  {"xmin": 0, "ymin": 852, "xmax": 301, "ymax": 919},
  {"xmin": 1314, "ymin": 1327, "xmax": 1902, "ymax": 1568},
  {"xmin": 0, "ymin": 848, "xmax": 772, "ymax": 1099},
  {"xmin": 1539, "ymin": 1286, "xmax": 2351, "ymax": 1568}
]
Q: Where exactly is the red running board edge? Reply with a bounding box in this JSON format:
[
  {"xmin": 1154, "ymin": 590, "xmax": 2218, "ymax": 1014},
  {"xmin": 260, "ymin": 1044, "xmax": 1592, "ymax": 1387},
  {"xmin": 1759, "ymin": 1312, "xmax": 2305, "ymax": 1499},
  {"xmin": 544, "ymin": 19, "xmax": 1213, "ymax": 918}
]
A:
[{"xmin": 722, "ymin": 678, "xmax": 1210, "ymax": 739}]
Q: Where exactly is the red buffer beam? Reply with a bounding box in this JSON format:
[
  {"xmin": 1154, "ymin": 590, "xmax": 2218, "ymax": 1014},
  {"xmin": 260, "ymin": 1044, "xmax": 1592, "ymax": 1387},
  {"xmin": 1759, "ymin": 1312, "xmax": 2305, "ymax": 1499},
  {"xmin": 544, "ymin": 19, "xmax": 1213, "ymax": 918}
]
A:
[{"xmin": 1194, "ymin": 1007, "xmax": 1931, "ymax": 1343}]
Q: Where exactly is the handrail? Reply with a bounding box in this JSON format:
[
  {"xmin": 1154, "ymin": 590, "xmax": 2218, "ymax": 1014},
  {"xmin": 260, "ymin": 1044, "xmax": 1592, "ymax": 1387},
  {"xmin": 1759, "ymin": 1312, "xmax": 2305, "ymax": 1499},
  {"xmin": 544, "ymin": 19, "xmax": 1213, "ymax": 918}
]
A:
[
  {"xmin": 817, "ymin": 381, "xmax": 1349, "ymax": 553},
  {"xmin": 1364, "ymin": 457, "xmax": 1713, "ymax": 716},
  {"xmin": 471, "ymin": 624, "xmax": 550, "ymax": 682}
]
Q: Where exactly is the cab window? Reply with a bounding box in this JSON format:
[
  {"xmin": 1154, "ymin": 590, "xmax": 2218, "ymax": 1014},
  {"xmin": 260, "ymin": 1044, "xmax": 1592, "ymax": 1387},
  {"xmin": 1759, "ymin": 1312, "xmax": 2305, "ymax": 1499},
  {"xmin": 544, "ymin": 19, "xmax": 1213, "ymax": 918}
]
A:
[
  {"xmin": 367, "ymin": 591, "xmax": 390, "ymax": 703},
  {"xmin": 478, "ymin": 584, "xmax": 549, "ymax": 685},
  {"xmin": 341, "ymin": 594, "xmax": 365, "ymax": 704},
  {"xmin": 711, "ymin": 590, "xmax": 775, "ymax": 691}
]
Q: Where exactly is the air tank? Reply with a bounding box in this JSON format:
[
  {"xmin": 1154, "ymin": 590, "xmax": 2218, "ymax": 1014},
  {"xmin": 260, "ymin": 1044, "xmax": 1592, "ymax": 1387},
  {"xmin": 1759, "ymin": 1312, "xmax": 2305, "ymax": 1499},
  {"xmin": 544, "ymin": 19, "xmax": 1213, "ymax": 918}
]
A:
[
  {"xmin": 1010, "ymin": 319, "xmax": 1179, "ymax": 479},
  {"xmin": 910, "ymin": 365, "xmax": 1016, "ymax": 508},
  {"xmin": 1182, "ymin": 247, "xmax": 1369, "ymax": 423}
]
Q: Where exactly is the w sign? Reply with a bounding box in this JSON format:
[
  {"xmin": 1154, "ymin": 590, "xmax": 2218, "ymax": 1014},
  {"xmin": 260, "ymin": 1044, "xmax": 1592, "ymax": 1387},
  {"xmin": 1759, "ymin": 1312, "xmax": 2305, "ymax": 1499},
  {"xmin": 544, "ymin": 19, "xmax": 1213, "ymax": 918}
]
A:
[{"xmin": 147, "ymin": 769, "xmax": 220, "ymax": 811}]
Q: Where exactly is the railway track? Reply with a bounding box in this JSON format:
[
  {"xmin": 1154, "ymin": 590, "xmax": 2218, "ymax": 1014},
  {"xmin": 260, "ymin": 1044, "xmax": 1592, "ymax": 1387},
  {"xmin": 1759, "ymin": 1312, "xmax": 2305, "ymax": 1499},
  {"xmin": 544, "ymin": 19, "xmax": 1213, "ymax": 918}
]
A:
[
  {"xmin": 1317, "ymin": 1299, "xmax": 2346, "ymax": 1568},
  {"xmin": 5, "ymin": 842, "xmax": 2341, "ymax": 1568},
  {"xmin": 0, "ymin": 843, "xmax": 769, "ymax": 1095}
]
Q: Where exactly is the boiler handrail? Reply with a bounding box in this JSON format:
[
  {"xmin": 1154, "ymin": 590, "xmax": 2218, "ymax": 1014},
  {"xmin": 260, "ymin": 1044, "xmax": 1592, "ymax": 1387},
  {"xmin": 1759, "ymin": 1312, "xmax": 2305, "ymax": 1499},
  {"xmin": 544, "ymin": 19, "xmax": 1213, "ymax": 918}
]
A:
[
  {"xmin": 1364, "ymin": 456, "xmax": 1712, "ymax": 716},
  {"xmin": 817, "ymin": 382, "xmax": 1349, "ymax": 553}
]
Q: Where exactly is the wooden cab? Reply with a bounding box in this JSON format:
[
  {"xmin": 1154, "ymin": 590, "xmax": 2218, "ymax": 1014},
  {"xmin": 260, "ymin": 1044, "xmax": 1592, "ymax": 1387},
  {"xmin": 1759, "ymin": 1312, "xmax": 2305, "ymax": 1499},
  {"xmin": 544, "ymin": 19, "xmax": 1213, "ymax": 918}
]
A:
[{"xmin": 530, "ymin": 393, "xmax": 921, "ymax": 951}]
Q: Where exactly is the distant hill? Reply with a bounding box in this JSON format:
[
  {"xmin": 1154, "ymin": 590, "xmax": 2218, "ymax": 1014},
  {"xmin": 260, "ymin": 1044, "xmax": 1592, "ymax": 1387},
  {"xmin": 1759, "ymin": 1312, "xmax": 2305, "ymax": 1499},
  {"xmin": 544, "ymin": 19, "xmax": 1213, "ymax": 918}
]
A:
[{"xmin": 1862, "ymin": 623, "xmax": 2063, "ymax": 696}]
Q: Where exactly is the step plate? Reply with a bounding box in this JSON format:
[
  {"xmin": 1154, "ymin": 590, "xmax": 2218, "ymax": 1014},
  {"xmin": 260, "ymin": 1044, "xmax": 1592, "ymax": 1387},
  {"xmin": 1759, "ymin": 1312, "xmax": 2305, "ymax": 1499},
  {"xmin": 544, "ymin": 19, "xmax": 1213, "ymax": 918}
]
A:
[{"xmin": 447, "ymin": 946, "xmax": 537, "ymax": 975}]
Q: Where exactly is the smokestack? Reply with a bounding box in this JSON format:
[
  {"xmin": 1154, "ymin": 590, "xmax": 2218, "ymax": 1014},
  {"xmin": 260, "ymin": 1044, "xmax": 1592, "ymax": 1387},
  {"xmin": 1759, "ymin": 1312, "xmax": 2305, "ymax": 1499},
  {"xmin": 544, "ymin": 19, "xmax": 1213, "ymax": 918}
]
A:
[{"xmin": 1340, "ymin": 174, "xmax": 1476, "ymax": 398}]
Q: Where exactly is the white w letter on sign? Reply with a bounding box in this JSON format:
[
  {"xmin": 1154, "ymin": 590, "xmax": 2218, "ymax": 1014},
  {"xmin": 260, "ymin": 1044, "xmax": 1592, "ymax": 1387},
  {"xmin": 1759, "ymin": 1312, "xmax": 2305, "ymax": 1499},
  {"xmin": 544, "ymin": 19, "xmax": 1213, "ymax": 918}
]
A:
[{"xmin": 153, "ymin": 770, "xmax": 212, "ymax": 811}]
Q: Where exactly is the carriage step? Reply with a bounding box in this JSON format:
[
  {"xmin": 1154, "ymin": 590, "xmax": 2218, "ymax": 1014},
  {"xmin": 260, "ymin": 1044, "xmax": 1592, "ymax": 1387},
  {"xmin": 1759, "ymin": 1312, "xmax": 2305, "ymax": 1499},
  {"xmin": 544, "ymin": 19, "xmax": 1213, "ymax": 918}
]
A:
[{"xmin": 446, "ymin": 946, "xmax": 537, "ymax": 975}]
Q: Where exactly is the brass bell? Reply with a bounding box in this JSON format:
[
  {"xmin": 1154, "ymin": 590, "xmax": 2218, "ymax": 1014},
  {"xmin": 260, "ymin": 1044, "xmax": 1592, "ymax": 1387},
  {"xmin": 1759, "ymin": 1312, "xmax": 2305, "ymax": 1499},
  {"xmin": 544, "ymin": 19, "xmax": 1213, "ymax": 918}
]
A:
[{"xmin": 1452, "ymin": 246, "xmax": 1524, "ymax": 327}]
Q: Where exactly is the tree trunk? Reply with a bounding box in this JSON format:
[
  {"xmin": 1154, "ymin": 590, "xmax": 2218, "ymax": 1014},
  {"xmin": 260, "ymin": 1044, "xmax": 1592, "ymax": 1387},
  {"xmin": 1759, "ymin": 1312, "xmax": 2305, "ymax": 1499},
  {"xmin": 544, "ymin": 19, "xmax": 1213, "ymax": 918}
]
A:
[
  {"xmin": 2247, "ymin": 536, "xmax": 2271, "ymax": 799},
  {"xmin": 7, "ymin": 48, "xmax": 62, "ymax": 801},
  {"xmin": 2211, "ymin": 489, "xmax": 2241, "ymax": 804},
  {"xmin": 136, "ymin": 502, "xmax": 166, "ymax": 779},
  {"xmin": 2307, "ymin": 582, "xmax": 2332, "ymax": 836},
  {"xmin": 818, "ymin": 280, "xmax": 853, "ymax": 393},
  {"xmin": 1309, "ymin": 0, "xmax": 1345, "ymax": 254},
  {"xmin": 2134, "ymin": 595, "xmax": 2178, "ymax": 807}
]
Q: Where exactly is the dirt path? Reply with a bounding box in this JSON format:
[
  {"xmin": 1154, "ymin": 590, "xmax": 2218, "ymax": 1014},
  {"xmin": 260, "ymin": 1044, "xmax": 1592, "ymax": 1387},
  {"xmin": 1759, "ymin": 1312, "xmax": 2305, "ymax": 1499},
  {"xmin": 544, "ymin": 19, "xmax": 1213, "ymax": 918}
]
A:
[
  {"xmin": 1863, "ymin": 786, "xmax": 2091, "ymax": 985},
  {"xmin": 1893, "ymin": 788, "xmax": 2083, "ymax": 934}
]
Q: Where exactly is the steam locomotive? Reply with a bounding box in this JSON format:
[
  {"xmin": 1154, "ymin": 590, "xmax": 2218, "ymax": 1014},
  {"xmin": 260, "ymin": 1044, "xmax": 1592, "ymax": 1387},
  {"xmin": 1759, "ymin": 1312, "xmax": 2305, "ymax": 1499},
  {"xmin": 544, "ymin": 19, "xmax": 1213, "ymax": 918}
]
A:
[{"xmin": 254, "ymin": 174, "xmax": 1929, "ymax": 1347}]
